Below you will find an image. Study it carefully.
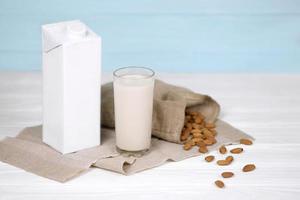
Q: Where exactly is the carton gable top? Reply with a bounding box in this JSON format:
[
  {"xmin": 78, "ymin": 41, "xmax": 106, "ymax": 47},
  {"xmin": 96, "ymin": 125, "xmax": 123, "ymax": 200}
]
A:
[{"xmin": 42, "ymin": 20, "xmax": 100, "ymax": 53}]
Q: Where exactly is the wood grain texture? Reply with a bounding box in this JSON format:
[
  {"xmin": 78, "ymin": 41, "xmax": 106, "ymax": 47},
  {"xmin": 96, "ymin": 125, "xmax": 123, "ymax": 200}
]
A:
[
  {"xmin": 0, "ymin": 0, "xmax": 300, "ymax": 72},
  {"xmin": 0, "ymin": 72, "xmax": 300, "ymax": 199}
]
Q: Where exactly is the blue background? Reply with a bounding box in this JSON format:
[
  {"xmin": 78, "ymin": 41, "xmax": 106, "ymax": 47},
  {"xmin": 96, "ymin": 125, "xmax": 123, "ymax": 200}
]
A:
[{"xmin": 0, "ymin": 0, "xmax": 300, "ymax": 73}]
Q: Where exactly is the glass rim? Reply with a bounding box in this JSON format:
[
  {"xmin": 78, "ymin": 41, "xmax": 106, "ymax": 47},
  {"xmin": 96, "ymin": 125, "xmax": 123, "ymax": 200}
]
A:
[{"xmin": 113, "ymin": 66, "xmax": 155, "ymax": 79}]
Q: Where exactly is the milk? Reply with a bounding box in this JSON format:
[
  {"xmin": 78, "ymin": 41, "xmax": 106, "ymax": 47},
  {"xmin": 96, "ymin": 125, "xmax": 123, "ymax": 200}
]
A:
[
  {"xmin": 42, "ymin": 20, "xmax": 101, "ymax": 154},
  {"xmin": 114, "ymin": 73, "xmax": 154, "ymax": 152}
]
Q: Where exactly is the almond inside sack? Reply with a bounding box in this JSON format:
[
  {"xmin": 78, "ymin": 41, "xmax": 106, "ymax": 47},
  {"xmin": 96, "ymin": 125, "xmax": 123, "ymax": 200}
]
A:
[{"xmin": 101, "ymin": 79, "xmax": 220, "ymax": 143}]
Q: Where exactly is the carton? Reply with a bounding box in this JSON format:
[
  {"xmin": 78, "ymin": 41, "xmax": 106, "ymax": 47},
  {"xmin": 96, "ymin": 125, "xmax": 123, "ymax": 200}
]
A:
[{"xmin": 42, "ymin": 20, "xmax": 101, "ymax": 154}]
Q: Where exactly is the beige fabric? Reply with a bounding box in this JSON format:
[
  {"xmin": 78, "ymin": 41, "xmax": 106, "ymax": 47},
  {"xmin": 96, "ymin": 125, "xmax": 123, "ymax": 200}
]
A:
[{"xmin": 0, "ymin": 80, "xmax": 253, "ymax": 182}]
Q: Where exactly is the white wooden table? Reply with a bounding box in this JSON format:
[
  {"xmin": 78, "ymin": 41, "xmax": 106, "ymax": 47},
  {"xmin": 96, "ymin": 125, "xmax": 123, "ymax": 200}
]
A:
[{"xmin": 0, "ymin": 72, "xmax": 299, "ymax": 199}]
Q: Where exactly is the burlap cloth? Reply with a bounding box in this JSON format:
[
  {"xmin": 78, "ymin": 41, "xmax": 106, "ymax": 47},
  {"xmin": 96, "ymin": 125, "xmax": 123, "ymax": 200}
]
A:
[{"xmin": 0, "ymin": 80, "xmax": 253, "ymax": 182}]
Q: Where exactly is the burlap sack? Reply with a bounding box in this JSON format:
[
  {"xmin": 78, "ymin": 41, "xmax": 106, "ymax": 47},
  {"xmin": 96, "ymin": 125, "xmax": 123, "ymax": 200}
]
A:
[
  {"xmin": 102, "ymin": 79, "xmax": 220, "ymax": 143},
  {"xmin": 0, "ymin": 80, "xmax": 253, "ymax": 182}
]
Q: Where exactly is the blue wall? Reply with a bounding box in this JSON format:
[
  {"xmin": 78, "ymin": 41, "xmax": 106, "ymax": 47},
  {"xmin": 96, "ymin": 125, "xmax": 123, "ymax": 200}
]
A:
[{"xmin": 0, "ymin": 0, "xmax": 300, "ymax": 72}]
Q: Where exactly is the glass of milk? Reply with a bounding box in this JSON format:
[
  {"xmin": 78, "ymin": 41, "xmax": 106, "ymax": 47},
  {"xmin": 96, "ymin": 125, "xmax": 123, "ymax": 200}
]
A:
[{"xmin": 113, "ymin": 66, "xmax": 155, "ymax": 156}]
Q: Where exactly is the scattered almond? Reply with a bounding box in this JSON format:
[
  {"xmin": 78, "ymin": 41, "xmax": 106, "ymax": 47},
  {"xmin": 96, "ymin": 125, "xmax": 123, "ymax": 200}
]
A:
[
  {"xmin": 205, "ymin": 155, "xmax": 215, "ymax": 162},
  {"xmin": 217, "ymin": 156, "xmax": 234, "ymax": 166},
  {"xmin": 215, "ymin": 180, "xmax": 225, "ymax": 188},
  {"xmin": 219, "ymin": 145, "xmax": 227, "ymax": 154},
  {"xmin": 243, "ymin": 164, "xmax": 256, "ymax": 172},
  {"xmin": 221, "ymin": 172, "xmax": 234, "ymax": 178},
  {"xmin": 180, "ymin": 111, "xmax": 258, "ymax": 189},
  {"xmin": 240, "ymin": 138, "xmax": 253, "ymax": 145},
  {"xmin": 230, "ymin": 148, "xmax": 243, "ymax": 154},
  {"xmin": 216, "ymin": 159, "xmax": 230, "ymax": 166},
  {"xmin": 225, "ymin": 156, "xmax": 234, "ymax": 163}
]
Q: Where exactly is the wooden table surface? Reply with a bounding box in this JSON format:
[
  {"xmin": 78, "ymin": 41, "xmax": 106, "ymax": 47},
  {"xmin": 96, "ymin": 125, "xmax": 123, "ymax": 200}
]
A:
[{"xmin": 0, "ymin": 72, "xmax": 299, "ymax": 199}]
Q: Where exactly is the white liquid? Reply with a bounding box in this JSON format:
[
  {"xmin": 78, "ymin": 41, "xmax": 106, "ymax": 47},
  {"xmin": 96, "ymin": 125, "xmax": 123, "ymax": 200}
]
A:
[{"xmin": 114, "ymin": 75, "xmax": 154, "ymax": 151}]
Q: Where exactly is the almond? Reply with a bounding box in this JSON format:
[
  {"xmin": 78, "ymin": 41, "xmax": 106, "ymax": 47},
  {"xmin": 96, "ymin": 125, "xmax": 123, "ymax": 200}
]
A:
[
  {"xmin": 180, "ymin": 129, "xmax": 190, "ymax": 141},
  {"xmin": 183, "ymin": 144, "xmax": 192, "ymax": 150},
  {"xmin": 192, "ymin": 132, "xmax": 202, "ymax": 138},
  {"xmin": 217, "ymin": 156, "xmax": 233, "ymax": 166},
  {"xmin": 197, "ymin": 141, "xmax": 206, "ymax": 147},
  {"xmin": 190, "ymin": 111, "xmax": 198, "ymax": 116},
  {"xmin": 205, "ymin": 122, "xmax": 216, "ymax": 129},
  {"xmin": 191, "ymin": 129, "xmax": 201, "ymax": 133},
  {"xmin": 185, "ymin": 115, "xmax": 191, "ymax": 121},
  {"xmin": 215, "ymin": 180, "xmax": 225, "ymax": 188},
  {"xmin": 185, "ymin": 123, "xmax": 193, "ymax": 130},
  {"xmin": 197, "ymin": 113, "xmax": 205, "ymax": 119},
  {"xmin": 192, "ymin": 123, "xmax": 201, "ymax": 129},
  {"xmin": 199, "ymin": 145, "xmax": 208, "ymax": 153},
  {"xmin": 225, "ymin": 156, "xmax": 234, "ymax": 163},
  {"xmin": 243, "ymin": 164, "xmax": 256, "ymax": 172},
  {"xmin": 203, "ymin": 129, "xmax": 213, "ymax": 138},
  {"xmin": 195, "ymin": 116, "xmax": 203, "ymax": 124},
  {"xmin": 194, "ymin": 138, "xmax": 204, "ymax": 145},
  {"xmin": 203, "ymin": 139, "xmax": 214, "ymax": 145},
  {"xmin": 219, "ymin": 145, "xmax": 227, "ymax": 154},
  {"xmin": 210, "ymin": 129, "xmax": 217, "ymax": 136},
  {"xmin": 216, "ymin": 160, "xmax": 230, "ymax": 166},
  {"xmin": 191, "ymin": 137, "xmax": 202, "ymax": 144},
  {"xmin": 183, "ymin": 140, "xmax": 194, "ymax": 150},
  {"xmin": 208, "ymin": 137, "xmax": 217, "ymax": 145},
  {"xmin": 221, "ymin": 172, "xmax": 234, "ymax": 178},
  {"xmin": 205, "ymin": 155, "xmax": 215, "ymax": 162},
  {"xmin": 240, "ymin": 138, "xmax": 253, "ymax": 145},
  {"xmin": 230, "ymin": 148, "xmax": 243, "ymax": 154}
]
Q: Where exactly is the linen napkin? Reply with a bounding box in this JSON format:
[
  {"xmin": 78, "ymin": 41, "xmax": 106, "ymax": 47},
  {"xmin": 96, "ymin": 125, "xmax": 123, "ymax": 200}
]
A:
[{"xmin": 0, "ymin": 80, "xmax": 253, "ymax": 182}]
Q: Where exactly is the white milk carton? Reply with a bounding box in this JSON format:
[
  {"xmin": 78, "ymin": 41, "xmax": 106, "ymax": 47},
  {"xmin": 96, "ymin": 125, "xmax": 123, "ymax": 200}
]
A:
[{"xmin": 42, "ymin": 20, "xmax": 101, "ymax": 154}]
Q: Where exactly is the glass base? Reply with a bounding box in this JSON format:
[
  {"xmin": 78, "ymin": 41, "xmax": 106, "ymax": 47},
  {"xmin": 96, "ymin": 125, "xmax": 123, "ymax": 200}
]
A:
[{"xmin": 116, "ymin": 146, "xmax": 149, "ymax": 157}]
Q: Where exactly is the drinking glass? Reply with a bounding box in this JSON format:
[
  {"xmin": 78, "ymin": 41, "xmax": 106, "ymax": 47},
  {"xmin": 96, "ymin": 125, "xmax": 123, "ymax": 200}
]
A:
[{"xmin": 113, "ymin": 66, "xmax": 155, "ymax": 156}]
